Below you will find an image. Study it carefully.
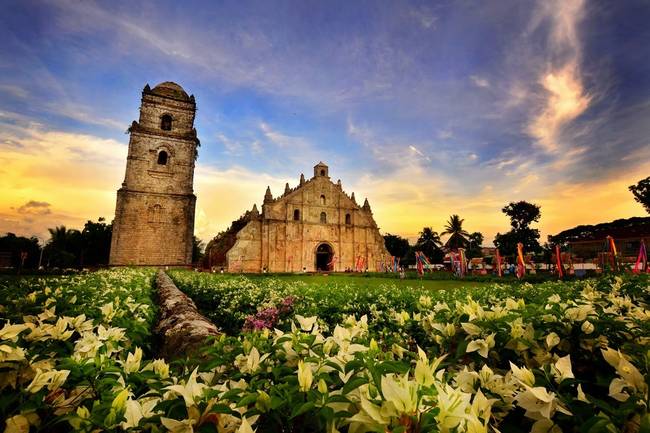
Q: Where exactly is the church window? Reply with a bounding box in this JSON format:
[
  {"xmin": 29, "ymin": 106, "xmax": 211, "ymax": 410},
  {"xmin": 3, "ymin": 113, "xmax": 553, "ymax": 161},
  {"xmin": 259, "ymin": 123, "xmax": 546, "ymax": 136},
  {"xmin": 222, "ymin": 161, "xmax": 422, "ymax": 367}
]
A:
[
  {"xmin": 320, "ymin": 194, "xmax": 326, "ymax": 205},
  {"xmin": 161, "ymin": 114, "xmax": 172, "ymax": 131},
  {"xmin": 345, "ymin": 213, "xmax": 351, "ymax": 225},
  {"xmin": 320, "ymin": 212, "xmax": 327, "ymax": 223},
  {"xmin": 293, "ymin": 209, "xmax": 300, "ymax": 221},
  {"xmin": 148, "ymin": 204, "xmax": 163, "ymax": 223},
  {"xmin": 157, "ymin": 150, "xmax": 168, "ymax": 165}
]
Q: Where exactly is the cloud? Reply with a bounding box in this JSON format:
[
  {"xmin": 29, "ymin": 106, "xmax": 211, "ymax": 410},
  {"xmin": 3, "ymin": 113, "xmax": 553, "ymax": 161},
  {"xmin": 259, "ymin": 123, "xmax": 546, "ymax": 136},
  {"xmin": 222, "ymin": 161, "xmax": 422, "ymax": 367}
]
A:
[
  {"xmin": 527, "ymin": 62, "xmax": 591, "ymax": 152},
  {"xmin": 525, "ymin": 0, "xmax": 590, "ymax": 153},
  {"xmin": 17, "ymin": 201, "xmax": 51, "ymax": 215},
  {"xmin": 470, "ymin": 75, "xmax": 490, "ymax": 88}
]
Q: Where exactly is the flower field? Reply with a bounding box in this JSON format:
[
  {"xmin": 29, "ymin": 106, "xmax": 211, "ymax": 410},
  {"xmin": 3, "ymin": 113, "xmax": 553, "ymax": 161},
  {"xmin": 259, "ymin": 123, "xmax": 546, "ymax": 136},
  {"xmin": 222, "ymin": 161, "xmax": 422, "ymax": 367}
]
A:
[{"xmin": 2, "ymin": 269, "xmax": 649, "ymax": 433}]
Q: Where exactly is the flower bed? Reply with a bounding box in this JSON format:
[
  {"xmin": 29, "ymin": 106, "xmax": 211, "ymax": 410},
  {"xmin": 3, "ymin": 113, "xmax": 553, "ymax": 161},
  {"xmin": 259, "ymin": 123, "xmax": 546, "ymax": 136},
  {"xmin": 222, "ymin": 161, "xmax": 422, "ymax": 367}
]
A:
[{"xmin": 2, "ymin": 270, "xmax": 648, "ymax": 433}]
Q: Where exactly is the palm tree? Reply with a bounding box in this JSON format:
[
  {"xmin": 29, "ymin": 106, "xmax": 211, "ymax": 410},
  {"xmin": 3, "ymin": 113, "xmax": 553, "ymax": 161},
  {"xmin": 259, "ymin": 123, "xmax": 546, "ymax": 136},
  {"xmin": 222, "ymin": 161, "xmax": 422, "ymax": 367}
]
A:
[
  {"xmin": 441, "ymin": 214, "xmax": 470, "ymax": 250},
  {"xmin": 417, "ymin": 227, "xmax": 442, "ymax": 249}
]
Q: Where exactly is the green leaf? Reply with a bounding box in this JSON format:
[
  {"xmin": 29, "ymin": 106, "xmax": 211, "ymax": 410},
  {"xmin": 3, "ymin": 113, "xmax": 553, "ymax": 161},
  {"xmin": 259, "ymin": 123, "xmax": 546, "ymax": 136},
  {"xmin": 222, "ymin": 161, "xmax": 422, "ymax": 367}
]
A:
[
  {"xmin": 342, "ymin": 376, "xmax": 368, "ymax": 394},
  {"xmin": 291, "ymin": 401, "xmax": 316, "ymax": 419}
]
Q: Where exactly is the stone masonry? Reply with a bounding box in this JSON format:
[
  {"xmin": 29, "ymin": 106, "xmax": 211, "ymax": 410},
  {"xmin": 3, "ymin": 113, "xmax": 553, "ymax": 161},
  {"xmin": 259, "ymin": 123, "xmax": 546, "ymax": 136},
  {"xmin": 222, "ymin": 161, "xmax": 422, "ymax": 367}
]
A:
[
  {"xmin": 221, "ymin": 162, "xmax": 390, "ymax": 272},
  {"xmin": 109, "ymin": 82, "xmax": 199, "ymax": 266}
]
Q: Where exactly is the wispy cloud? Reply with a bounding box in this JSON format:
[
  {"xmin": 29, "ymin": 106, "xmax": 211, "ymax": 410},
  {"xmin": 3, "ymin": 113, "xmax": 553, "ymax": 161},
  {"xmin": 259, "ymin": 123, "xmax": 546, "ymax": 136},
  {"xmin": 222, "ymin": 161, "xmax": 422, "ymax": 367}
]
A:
[{"xmin": 470, "ymin": 75, "xmax": 490, "ymax": 88}]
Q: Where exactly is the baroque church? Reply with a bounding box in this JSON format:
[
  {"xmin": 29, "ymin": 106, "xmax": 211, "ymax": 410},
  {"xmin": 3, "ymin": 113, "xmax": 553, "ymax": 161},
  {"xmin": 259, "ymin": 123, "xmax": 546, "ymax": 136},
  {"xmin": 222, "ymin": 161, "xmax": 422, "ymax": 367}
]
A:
[
  {"xmin": 206, "ymin": 162, "xmax": 390, "ymax": 272},
  {"xmin": 109, "ymin": 81, "xmax": 389, "ymax": 270}
]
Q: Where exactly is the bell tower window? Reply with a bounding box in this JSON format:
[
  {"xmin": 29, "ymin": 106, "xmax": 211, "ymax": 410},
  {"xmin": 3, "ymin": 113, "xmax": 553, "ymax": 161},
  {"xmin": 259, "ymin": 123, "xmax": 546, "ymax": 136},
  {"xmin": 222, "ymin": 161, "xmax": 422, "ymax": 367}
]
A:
[
  {"xmin": 320, "ymin": 212, "xmax": 327, "ymax": 224},
  {"xmin": 157, "ymin": 150, "xmax": 168, "ymax": 165},
  {"xmin": 161, "ymin": 114, "xmax": 172, "ymax": 131}
]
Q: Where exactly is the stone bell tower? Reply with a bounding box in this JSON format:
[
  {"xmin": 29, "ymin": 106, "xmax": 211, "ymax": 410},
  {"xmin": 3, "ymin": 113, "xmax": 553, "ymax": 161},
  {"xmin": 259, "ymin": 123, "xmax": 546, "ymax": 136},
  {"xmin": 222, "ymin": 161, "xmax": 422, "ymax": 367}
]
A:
[{"xmin": 109, "ymin": 82, "xmax": 199, "ymax": 266}]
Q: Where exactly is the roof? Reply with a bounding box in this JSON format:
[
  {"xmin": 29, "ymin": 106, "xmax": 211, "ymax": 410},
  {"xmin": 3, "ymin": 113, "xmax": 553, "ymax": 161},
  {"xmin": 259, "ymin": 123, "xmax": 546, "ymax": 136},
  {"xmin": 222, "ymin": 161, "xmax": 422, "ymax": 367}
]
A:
[{"xmin": 149, "ymin": 81, "xmax": 191, "ymax": 102}]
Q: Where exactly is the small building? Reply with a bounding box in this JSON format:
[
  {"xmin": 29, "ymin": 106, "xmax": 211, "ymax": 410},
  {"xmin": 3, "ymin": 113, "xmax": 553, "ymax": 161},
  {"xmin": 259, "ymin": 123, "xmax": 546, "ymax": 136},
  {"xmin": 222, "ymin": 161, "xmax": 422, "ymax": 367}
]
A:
[{"xmin": 550, "ymin": 217, "xmax": 650, "ymax": 261}]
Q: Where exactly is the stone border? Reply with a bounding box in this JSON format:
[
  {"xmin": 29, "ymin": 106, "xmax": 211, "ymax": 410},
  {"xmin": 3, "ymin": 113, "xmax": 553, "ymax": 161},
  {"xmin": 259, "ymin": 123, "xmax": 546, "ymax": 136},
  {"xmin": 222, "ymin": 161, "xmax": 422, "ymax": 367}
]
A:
[{"xmin": 154, "ymin": 270, "xmax": 220, "ymax": 359}]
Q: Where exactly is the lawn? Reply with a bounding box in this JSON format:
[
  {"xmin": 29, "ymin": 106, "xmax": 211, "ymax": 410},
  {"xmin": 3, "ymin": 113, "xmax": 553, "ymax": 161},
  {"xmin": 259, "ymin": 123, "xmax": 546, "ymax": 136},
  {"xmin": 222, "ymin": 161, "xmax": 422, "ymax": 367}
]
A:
[{"xmin": 201, "ymin": 272, "xmax": 491, "ymax": 291}]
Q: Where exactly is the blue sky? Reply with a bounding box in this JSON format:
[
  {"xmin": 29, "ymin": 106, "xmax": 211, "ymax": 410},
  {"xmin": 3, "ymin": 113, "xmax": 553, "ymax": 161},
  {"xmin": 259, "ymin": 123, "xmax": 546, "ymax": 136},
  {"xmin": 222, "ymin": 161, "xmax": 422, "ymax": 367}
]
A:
[{"xmin": 1, "ymin": 0, "xmax": 649, "ymax": 244}]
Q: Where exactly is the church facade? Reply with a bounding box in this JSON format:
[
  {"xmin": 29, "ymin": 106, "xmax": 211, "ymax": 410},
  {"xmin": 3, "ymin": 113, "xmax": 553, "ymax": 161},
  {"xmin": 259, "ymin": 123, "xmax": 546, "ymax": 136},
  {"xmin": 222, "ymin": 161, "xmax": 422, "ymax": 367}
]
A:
[
  {"xmin": 109, "ymin": 82, "xmax": 199, "ymax": 266},
  {"xmin": 220, "ymin": 162, "xmax": 389, "ymax": 272}
]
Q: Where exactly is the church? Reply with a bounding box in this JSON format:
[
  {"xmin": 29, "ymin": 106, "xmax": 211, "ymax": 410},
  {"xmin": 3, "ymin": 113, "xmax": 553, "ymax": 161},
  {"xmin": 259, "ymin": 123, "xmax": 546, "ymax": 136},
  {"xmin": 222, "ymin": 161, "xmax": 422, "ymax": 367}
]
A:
[
  {"xmin": 207, "ymin": 162, "xmax": 390, "ymax": 272},
  {"xmin": 108, "ymin": 81, "xmax": 389, "ymax": 270}
]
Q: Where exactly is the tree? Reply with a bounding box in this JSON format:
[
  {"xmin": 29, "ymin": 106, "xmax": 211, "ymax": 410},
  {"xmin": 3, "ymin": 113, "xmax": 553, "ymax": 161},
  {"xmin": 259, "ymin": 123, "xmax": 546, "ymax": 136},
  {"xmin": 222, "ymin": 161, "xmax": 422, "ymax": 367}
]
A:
[
  {"xmin": 629, "ymin": 176, "xmax": 650, "ymax": 214},
  {"xmin": 192, "ymin": 236, "xmax": 205, "ymax": 265},
  {"xmin": 0, "ymin": 233, "xmax": 41, "ymax": 269},
  {"xmin": 466, "ymin": 232, "xmax": 484, "ymax": 258},
  {"xmin": 81, "ymin": 218, "xmax": 112, "ymax": 266},
  {"xmin": 502, "ymin": 201, "xmax": 541, "ymax": 230},
  {"xmin": 441, "ymin": 214, "xmax": 469, "ymax": 250},
  {"xmin": 383, "ymin": 234, "xmax": 410, "ymax": 261},
  {"xmin": 415, "ymin": 227, "xmax": 444, "ymax": 263},
  {"xmin": 45, "ymin": 225, "xmax": 82, "ymax": 268},
  {"xmin": 493, "ymin": 201, "xmax": 542, "ymax": 256}
]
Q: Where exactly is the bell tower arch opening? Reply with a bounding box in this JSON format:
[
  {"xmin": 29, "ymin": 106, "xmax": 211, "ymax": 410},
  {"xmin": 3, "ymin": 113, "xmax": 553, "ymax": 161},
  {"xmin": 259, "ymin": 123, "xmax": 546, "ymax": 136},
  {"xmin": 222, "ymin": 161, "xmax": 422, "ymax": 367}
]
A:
[{"xmin": 315, "ymin": 243, "xmax": 333, "ymax": 271}]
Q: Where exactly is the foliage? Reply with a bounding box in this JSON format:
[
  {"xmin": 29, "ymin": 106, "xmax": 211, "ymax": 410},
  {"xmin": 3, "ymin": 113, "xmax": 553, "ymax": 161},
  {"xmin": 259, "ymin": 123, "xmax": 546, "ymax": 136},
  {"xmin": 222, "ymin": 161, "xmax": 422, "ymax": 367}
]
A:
[
  {"xmin": 3, "ymin": 269, "xmax": 649, "ymax": 433},
  {"xmin": 383, "ymin": 234, "xmax": 410, "ymax": 263},
  {"xmin": 466, "ymin": 232, "xmax": 484, "ymax": 258},
  {"xmin": 0, "ymin": 268, "xmax": 156, "ymax": 432},
  {"xmin": 441, "ymin": 215, "xmax": 470, "ymax": 250},
  {"xmin": 629, "ymin": 176, "xmax": 650, "ymax": 214},
  {"xmin": 42, "ymin": 218, "xmax": 113, "ymax": 269},
  {"xmin": 494, "ymin": 201, "xmax": 542, "ymax": 256},
  {"xmin": 549, "ymin": 216, "xmax": 650, "ymax": 246},
  {"xmin": 414, "ymin": 228, "xmax": 444, "ymax": 263},
  {"xmin": 502, "ymin": 201, "xmax": 541, "ymax": 231},
  {"xmin": 0, "ymin": 233, "xmax": 41, "ymax": 269},
  {"xmin": 192, "ymin": 236, "xmax": 205, "ymax": 265}
]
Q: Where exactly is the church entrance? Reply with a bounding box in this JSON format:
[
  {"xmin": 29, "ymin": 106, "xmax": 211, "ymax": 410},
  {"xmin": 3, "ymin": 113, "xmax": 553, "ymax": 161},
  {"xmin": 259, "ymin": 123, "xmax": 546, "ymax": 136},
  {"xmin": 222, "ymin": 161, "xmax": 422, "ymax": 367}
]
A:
[{"xmin": 315, "ymin": 243, "xmax": 333, "ymax": 271}]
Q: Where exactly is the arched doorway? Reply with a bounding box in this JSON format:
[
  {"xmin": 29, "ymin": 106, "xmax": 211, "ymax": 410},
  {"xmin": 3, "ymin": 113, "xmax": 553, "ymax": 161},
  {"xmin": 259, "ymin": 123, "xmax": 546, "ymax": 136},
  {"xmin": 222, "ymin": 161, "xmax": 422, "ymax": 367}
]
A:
[{"xmin": 315, "ymin": 243, "xmax": 333, "ymax": 271}]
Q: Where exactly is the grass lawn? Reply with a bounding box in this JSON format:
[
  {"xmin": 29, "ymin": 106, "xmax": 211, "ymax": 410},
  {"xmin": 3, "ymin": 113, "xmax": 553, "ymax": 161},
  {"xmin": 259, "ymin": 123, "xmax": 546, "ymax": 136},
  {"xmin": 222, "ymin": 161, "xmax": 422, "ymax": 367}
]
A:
[{"xmin": 209, "ymin": 272, "xmax": 491, "ymax": 291}]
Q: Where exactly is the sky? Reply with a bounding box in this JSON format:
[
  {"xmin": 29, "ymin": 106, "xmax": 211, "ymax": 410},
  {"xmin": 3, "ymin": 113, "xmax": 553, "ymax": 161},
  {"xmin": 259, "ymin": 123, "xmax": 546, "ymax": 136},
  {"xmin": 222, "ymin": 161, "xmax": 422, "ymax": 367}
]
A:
[{"xmin": 1, "ymin": 0, "xmax": 649, "ymax": 246}]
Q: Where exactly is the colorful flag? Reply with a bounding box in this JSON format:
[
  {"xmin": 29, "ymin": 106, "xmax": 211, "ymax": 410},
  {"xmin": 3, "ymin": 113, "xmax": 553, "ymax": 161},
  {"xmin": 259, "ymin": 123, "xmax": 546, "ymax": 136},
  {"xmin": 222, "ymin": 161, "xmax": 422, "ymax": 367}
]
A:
[
  {"xmin": 633, "ymin": 239, "xmax": 648, "ymax": 274},
  {"xmin": 495, "ymin": 249, "xmax": 503, "ymax": 277},
  {"xmin": 516, "ymin": 243, "xmax": 526, "ymax": 279},
  {"xmin": 555, "ymin": 245, "xmax": 564, "ymax": 278}
]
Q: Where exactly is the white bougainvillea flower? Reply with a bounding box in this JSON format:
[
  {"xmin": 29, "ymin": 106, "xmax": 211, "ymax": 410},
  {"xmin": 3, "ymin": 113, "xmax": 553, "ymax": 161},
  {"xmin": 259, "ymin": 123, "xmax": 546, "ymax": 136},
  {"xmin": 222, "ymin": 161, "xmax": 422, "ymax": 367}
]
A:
[
  {"xmin": 581, "ymin": 321, "xmax": 594, "ymax": 334},
  {"xmin": 552, "ymin": 355, "xmax": 574, "ymax": 383},
  {"xmin": 165, "ymin": 368, "xmax": 207, "ymax": 408},
  {"xmin": 123, "ymin": 347, "xmax": 143, "ymax": 374},
  {"xmin": 576, "ymin": 384, "xmax": 590, "ymax": 403},
  {"xmin": 434, "ymin": 383, "xmax": 472, "ymax": 432},
  {"xmin": 467, "ymin": 334, "xmax": 495, "ymax": 358},
  {"xmin": 25, "ymin": 369, "xmax": 69, "ymax": 393},
  {"xmin": 0, "ymin": 323, "xmax": 28, "ymax": 341},
  {"xmin": 545, "ymin": 333, "xmax": 560, "ymax": 349},
  {"xmin": 297, "ymin": 360, "xmax": 313, "ymax": 392},
  {"xmin": 121, "ymin": 398, "xmax": 144, "ymax": 430},
  {"xmin": 381, "ymin": 373, "xmax": 418, "ymax": 416},
  {"xmin": 161, "ymin": 417, "xmax": 194, "ymax": 433},
  {"xmin": 461, "ymin": 322, "xmax": 482, "ymax": 336},
  {"xmin": 516, "ymin": 385, "xmax": 571, "ymax": 420},
  {"xmin": 509, "ymin": 362, "xmax": 535, "ymax": 387},
  {"xmin": 295, "ymin": 315, "xmax": 318, "ymax": 332},
  {"xmin": 4, "ymin": 414, "xmax": 30, "ymax": 433},
  {"xmin": 414, "ymin": 346, "xmax": 446, "ymax": 387},
  {"xmin": 601, "ymin": 348, "xmax": 647, "ymax": 398}
]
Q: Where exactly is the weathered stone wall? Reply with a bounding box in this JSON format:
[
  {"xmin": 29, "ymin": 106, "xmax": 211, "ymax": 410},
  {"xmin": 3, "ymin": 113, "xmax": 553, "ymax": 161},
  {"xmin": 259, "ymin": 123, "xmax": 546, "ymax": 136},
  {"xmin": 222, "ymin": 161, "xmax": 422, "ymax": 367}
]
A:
[
  {"xmin": 110, "ymin": 82, "xmax": 198, "ymax": 266},
  {"xmin": 226, "ymin": 164, "xmax": 390, "ymax": 272},
  {"xmin": 154, "ymin": 271, "xmax": 219, "ymax": 359}
]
